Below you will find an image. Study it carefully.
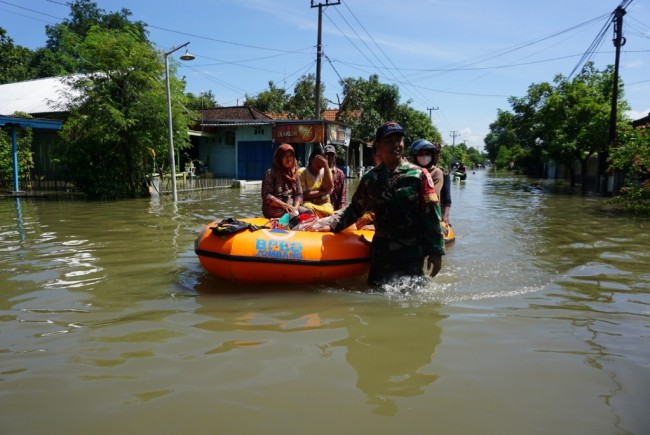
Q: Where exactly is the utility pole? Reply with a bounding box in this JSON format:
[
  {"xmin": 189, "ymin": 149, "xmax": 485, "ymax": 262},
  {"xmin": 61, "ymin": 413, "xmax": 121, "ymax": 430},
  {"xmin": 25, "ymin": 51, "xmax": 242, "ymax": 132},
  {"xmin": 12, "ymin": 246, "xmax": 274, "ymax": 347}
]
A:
[
  {"xmin": 602, "ymin": 5, "xmax": 626, "ymax": 194},
  {"xmin": 427, "ymin": 106, "xmax": 439, "ymax": 121},
  {"xmin": 449, "ymin": 130, "xmax": 460, "ymax": 146},
  {"xmin": 609, "ymin": 6, "xmax": 626, "ymax": 146},
  {"xmin": 311, "ymin": 0, "xmax": 340, "ymax": 119}
]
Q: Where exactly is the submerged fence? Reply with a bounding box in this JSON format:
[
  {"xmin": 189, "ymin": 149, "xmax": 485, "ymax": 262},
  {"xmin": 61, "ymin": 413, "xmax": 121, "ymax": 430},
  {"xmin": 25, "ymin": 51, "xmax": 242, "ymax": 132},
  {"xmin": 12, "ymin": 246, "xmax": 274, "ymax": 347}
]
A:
[
  {"xmin": 1, "ymin": 176, "xmax": 237, "ymax": 197},
  {"xmin": 0, "ymin": 178, "xmax": 80, "ymax": 196},
  {"xmin": 152, "ymin": 175, "xmax": 236, "ymax": 196}
]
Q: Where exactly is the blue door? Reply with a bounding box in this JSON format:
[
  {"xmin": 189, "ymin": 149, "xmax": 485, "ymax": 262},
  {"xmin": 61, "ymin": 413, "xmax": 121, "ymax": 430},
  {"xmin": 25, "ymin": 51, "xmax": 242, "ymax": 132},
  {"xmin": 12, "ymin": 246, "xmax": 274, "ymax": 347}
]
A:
[
  {"xmin": 238, "ymin": 142, "xmax": 306, "ymax": 180},
  {"xmin": 238, "ymin": 141, "xmax": 274, "ymax": 180}
]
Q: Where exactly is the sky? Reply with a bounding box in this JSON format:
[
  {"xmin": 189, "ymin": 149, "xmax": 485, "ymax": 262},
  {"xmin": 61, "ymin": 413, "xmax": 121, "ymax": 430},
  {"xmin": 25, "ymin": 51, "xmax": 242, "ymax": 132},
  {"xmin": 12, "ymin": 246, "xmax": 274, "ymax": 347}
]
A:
[{"xmin": 1, "ymin": 0, "xmax": 649, "ymax": 150}]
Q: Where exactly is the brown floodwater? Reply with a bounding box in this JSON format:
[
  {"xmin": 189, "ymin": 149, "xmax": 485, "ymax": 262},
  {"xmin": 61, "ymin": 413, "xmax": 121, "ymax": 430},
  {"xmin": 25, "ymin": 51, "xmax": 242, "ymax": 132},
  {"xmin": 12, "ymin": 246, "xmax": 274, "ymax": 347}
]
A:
[{"xmin": 1, "ymin": 169, "xmax": 648, "ymax": 434}]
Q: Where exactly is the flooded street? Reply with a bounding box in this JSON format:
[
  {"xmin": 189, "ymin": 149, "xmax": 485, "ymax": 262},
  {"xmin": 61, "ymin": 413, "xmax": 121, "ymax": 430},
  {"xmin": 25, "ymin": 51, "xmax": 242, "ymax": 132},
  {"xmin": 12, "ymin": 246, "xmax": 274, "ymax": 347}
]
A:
[{"xmin": 1, "ymin": 169, "xmax": 649, "ymax": 435}]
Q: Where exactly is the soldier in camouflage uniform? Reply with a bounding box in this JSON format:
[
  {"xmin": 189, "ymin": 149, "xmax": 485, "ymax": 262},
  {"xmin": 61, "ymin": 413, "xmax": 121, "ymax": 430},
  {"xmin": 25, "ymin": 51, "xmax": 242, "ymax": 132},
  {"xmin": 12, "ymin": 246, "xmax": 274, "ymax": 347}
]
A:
[{"xmin": 320, "ymin": 121, "xmax": 445, "ymax": 286}]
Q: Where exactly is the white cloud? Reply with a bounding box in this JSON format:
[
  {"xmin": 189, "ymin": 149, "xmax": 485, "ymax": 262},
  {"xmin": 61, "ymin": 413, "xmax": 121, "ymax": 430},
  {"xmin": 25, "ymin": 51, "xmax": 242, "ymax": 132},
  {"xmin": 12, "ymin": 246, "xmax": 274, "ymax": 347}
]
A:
[
  {"xmin": 626, "ymin": 108, "xmax": 650, "ymax": 120},
  {"xmin": 624, "ymin": 59, "xmax": 644, "ymax": 69}
]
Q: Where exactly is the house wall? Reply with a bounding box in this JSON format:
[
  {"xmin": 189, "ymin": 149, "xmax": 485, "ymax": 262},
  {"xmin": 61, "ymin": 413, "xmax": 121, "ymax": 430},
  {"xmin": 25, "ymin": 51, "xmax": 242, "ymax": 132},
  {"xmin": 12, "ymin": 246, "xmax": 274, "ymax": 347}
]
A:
[
  {"xmin": 31, "ymin": 132, "xmax": 63, "ymax": 178},
  {"xmin": 196, "ymin": 133, "xmax": 235, "ymax": 178},
  {"xmin": 197, "ymin": 126, "xmax": 274, "ymax": 179},
  {"xmin": 194, "ymin": 124, "xmax": 342, "ymax": 180}
]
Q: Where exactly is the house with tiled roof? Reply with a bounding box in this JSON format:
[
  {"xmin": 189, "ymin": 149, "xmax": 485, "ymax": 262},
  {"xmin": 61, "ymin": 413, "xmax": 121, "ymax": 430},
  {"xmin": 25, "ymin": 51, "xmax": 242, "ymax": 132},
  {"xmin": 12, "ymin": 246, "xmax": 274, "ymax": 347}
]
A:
[
  {"xmin": 1, "ymin": 76, "xmax": 354, "ymax": 183},
  {"xmin": 191, "ymin": 106, "xmax": 352, "ymax": 180}
]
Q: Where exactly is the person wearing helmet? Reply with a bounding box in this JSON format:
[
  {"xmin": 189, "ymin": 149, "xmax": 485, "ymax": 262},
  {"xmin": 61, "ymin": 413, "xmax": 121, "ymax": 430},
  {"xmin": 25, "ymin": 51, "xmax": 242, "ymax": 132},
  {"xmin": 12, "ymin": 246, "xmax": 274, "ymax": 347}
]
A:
[{"xmin": 411, "ymin": 139, "xmax": 452, "ymax": 226}]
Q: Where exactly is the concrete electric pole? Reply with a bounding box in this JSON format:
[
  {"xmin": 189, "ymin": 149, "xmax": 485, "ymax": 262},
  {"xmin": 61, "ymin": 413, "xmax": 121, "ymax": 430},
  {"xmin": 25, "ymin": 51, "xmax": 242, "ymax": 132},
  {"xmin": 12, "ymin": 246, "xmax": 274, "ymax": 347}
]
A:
[
  {"xmin": 311, "ymin": 0, "xmax": 340, "ymax": 119},
  {"xmin": 427, "ymin": 106, "xmax": 439, "ymax": 122},
  {"xmin": 449, "ymin": 130, "xmax": 460, "ymax": 146}
]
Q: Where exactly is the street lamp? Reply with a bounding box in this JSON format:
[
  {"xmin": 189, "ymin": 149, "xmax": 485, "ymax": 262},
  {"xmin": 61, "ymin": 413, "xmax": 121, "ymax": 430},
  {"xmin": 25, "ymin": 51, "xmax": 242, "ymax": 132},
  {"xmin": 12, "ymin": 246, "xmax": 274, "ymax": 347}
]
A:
[{"xmin": 164, "ymin": 41, "xmax": 195, "ymax": 201}]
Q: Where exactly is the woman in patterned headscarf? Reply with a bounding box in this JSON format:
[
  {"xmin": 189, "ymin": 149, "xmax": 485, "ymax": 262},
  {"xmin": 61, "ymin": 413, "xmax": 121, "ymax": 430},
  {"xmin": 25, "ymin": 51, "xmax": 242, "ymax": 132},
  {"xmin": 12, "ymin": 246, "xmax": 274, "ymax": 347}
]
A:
[{"xmin": 261, "ymin": 143, "xmax": 308, "ymax": 218}]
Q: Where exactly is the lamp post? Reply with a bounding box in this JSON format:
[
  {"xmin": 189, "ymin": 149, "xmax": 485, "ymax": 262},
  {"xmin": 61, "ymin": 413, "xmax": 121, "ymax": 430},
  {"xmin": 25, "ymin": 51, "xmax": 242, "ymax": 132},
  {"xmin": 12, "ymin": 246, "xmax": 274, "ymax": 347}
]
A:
[{"xmin": 164, "ymin": 41, "xmax": 194, "ymax": 201}]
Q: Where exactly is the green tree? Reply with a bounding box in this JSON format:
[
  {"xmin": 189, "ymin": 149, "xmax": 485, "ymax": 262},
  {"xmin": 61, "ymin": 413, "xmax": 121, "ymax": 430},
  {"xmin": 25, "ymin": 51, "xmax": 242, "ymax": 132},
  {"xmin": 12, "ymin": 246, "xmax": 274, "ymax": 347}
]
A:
[
  {"xmin": 0, "ymin": 28, "xmax": 34, "ymax": 84},
  {"xmin": 494, "ymin": 144, "xmax": 526, "ymax": 171},
  {"xmin": 286, "ymin": 74, "xmax": 326, "ymax": 119},
  {"xmin": 243, "ymin": 81, "xmax": 289, "ymax": 114},
  {"xmin": 440, "ymin": 142, "xmax": 485, "ymax": 170},
  {"xmin": 26, "ymin": 0, "xmax": 148, "ymax": 79},
  {"xmin": 0, "ymin": 112, "xmax": 34, "ymax": 184},
  {"xmin": 609, "ymin": 126, "xmax": 650, "ymax": 213},
  {"xmin": 186, "ymin": 90, "xmax": 219, "ymax": 111},
  {"xmin": 484, "ymin": 62, "xmax": 630, "ymax": 188},
  {"xmin": 539, "ymin": 64, "xmax": 628, "ymax": 191},
  {"xmin": 336, "ymin": 74, "xmax": 444, "ymax": 166},
  {"xmin": 397, "ymin": 105, "xmax": 442, "ymax": 152},
  {"xmin": 484, "ymin": 109, "xmax": 518, "ymax": 165},
  {"xmin": 58, "ymin": 26, "xmax": 194, "ymax": 198},
  {"xmin": 502, "ymin": 81, "xmax": 553, "ymax": 175},
  {"xmin": 465, "ymin": 147, "xmax": 485, "ymax": 167},
  {"xmin": 338, "ymin": 74, "xmax": 401, "ymax": 145}
]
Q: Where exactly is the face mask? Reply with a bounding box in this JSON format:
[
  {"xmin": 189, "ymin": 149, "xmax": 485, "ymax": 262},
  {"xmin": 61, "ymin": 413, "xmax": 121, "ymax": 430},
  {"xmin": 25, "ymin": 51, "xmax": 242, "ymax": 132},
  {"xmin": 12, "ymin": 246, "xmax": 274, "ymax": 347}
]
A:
[{"xmin": 417, "ymin": 155, "xmax": 432, "ymax": 167}]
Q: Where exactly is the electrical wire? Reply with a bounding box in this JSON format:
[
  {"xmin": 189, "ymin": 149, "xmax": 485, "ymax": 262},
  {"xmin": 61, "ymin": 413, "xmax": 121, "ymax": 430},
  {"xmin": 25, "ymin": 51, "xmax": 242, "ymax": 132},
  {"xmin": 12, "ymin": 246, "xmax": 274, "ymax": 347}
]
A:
[{"xmin": 567, "ymin": 0, "xmax": 635, "ymax": 79}]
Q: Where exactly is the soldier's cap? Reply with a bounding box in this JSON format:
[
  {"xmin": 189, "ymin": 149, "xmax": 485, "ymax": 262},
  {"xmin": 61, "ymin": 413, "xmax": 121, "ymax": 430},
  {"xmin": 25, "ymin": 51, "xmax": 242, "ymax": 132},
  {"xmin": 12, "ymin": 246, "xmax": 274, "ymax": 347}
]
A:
[{"xmin": 375, "ymin": 121, "xmax": 404, "ymax": 141}]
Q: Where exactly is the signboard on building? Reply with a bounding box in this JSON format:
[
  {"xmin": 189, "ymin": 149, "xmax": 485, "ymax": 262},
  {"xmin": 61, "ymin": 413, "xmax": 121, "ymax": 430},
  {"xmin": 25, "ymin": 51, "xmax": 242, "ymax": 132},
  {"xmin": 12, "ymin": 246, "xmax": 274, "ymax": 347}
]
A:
[
  {"xmin": 327, "ymin": 124, "xmax": 351, "ymax": 146},
  {"xmin": 272, "ymin": 124, "xmax": 325, "ymax": 144},
  {"xmin": 272, "ymin": 122, "xmax": 351, "ymax": 146}
]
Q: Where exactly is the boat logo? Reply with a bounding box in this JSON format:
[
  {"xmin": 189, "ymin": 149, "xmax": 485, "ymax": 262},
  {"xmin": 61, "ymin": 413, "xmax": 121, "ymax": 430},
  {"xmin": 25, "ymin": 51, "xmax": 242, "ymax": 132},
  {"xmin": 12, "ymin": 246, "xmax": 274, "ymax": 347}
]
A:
[{"xmin": 255, "ymin": 238, "xmax": 303, "ymax": 260}]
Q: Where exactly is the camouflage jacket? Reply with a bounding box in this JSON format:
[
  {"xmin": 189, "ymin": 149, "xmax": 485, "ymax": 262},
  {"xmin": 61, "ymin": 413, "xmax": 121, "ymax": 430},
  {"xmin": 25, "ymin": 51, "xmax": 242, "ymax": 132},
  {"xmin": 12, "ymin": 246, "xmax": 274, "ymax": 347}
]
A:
[{"xmin": 332, "ymin": 161, "xmax": 445, "ymax": 257}]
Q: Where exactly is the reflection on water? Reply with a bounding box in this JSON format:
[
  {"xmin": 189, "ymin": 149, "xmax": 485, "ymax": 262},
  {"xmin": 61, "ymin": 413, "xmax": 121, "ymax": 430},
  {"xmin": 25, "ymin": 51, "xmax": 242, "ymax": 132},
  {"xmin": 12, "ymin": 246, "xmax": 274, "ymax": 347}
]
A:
[
  {"xmin": 331, "ymin": 300, "xmax": 443, "ymax": 416},
  {"xmin": 1, "ymin": 170, "xmax": 649, "ymax": 434},
  {"xmin": 193, "ymin": 292, "xmax": 443, "ymax": 417}
]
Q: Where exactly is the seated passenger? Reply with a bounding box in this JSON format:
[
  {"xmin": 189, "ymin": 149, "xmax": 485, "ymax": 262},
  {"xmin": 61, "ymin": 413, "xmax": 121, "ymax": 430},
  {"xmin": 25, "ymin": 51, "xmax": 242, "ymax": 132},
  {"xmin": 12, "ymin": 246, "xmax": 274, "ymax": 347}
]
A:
[
  {"xmin": 410, "ymin": 139, "xmax": 451, "ymax": 225},
  {"xmin": 324, "ymin": 145, "xmax": 347, "ymax": 211},
  {"xmin": 298, "ymin": 146, "xmax": 334, "ymax": 218},
  {"xmin": 261, "ymin": 143, "xmax": 309, "ymax": 219}
]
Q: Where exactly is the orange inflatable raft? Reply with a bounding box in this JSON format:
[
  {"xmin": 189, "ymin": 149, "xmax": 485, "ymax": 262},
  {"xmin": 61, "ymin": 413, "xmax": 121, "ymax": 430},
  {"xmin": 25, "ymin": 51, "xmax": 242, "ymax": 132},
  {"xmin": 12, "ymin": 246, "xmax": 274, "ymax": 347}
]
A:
[
  {"xmin": 195, "ymin": 218, "xmax": 455, "ymax": 285},
  {"xmin": 194, "ymin": 218, "xmax": 374, "ymax": 284},
  {"xmin": 442, "ymin": 221, "xmax": 455, "ymax": 243}
]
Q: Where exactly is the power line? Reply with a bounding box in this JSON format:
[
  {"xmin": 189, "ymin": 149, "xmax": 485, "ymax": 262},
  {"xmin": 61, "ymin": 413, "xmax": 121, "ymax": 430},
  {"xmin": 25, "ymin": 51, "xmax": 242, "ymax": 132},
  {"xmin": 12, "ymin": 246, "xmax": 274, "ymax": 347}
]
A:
[
  {"xmin": 406, "ymin": 12, "xmax": 611, "ymax": 83},
  {"xmin": 336, "ymin": 2, "xmax": 431, "ymax": 105},
  {"xmin": 567, "ymin": 0, "xmax": 635, "ymax": 79},
  {"xmin": 148, "ymin": 25, "xmax": 314, "ymax": 54},
  {"xmin": 0, "ymin": 0, "xmax": 62, "ymax": 20}
]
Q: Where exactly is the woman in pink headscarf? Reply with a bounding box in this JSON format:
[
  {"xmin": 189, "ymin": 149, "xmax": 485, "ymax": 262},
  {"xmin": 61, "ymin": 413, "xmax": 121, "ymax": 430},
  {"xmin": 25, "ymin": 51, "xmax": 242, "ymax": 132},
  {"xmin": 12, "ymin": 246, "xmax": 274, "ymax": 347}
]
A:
[{"xmin": 261, "ymin": 143, "xmax": 308, "ymax": 218}]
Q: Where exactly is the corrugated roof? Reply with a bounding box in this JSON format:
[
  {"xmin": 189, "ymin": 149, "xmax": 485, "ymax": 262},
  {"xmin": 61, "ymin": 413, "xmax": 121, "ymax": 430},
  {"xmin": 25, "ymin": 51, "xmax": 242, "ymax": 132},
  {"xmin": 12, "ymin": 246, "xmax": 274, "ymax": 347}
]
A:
[{"xmin": 0, "ymin": 76, "xmax": 79, "ymax": 116}]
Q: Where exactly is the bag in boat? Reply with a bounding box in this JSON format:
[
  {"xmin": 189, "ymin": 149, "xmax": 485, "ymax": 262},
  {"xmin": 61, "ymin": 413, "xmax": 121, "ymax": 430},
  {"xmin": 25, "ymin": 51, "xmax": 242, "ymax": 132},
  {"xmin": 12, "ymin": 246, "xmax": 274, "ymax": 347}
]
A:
[
  {"xmin": 291, "ymin": 213, "xmax": 319, "ymax": 231},
  {"xmin": 210, "ymin": 218, "xmax": 265, "ymax": 236}
]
